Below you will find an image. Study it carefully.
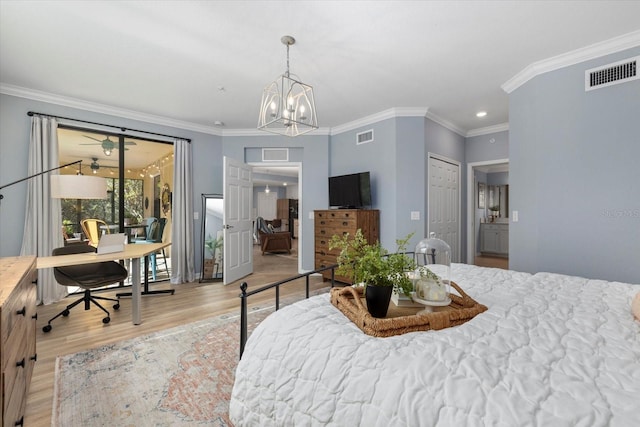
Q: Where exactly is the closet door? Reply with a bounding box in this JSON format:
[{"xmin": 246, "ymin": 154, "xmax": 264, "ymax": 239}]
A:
[{"xmin": 428, "ymin": 155, "xmax": 460, "ymax": 262}]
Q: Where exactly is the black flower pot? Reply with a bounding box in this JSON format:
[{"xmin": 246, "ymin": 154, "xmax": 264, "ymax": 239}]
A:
[{"xmin": 365, "ymin": 285, "xmax": 393, "ymax": 318}]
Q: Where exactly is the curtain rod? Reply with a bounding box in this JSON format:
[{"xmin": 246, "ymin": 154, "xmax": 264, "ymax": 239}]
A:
[{"xmin": 27, "ymin": 111, "xmax": 191, "ymax": 143}]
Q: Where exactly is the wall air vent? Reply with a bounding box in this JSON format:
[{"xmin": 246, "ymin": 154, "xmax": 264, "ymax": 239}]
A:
[
  {"xmin": 262, "ymin": 148, "xmax": 289, "ymax": 162},
  {"xmin": 585, "ymin": 56, "xmax": 638, "ymax": 91},
  {"xmin": 356, "ymin": 129, "xmax": 374, "ymax": 145}
]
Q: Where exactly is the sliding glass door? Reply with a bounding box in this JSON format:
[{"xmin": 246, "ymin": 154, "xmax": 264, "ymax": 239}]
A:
[{"xmin": 57, "ymin": 127, "xmax": 174, "ymax": 283}]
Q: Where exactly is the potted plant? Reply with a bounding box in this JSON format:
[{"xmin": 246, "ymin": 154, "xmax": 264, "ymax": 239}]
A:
[{"xmin": 329, "ymin": 229, "xmax": 415, "ymax": 318}]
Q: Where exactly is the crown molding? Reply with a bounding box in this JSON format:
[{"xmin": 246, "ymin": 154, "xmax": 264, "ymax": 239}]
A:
[
  {"xmin": 502, "ymin": 30, "xmax": 640, "ymax": 94},
  {"xmin": 330, "ymin": 107, "xmax": 429, "ymax": 135},
  {"xmin": 424, "ymin": 111, "xmax": 466, "ymax": 137},
  {"xmin": 0, "ymin": 83, "xmax": 223, "ymax": 136},
  {"xmin": 2, "ymin": 83, "xmax": 477, "ymax": 139},
  {"xmin": 466, "ymin": 123, "xmax": 509, "ymax": 138}
]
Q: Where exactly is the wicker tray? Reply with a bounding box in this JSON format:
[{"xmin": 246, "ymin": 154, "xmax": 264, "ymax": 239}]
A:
[{"xmin": 330, "ymin": 281, "xmax": 488, "ymax": 337}]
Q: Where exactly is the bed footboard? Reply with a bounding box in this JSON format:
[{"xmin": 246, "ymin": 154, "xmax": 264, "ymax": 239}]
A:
[{"xmin": 239, "ymin": 264, "xmax": 340, "ymax": 358}]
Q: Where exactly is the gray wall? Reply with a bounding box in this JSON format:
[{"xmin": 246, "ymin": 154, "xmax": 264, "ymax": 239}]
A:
[
  {"xmin": 509, "ymin": 46, "xmax": 640, "ymax": 284},
  {"xmin": 330, "ymin": 119, "xmax": 399, "ymax": 248},
  {"xmin": 329, "ymin": 116, "xmax": 466, "ymax": 259},
  {"xmin": 466, "ymin": 130, "xmax": 509, "ymax": 163},
  {"xmin": 0, "ymin": 94, "xmax": 222, "ymax": 277}
]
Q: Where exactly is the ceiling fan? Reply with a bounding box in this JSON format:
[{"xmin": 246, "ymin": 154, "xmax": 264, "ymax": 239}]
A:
[
  {"xmin": 90, "ymin": 157, "xmax": 100, "ymax": 174},
  {"xmin": 81, "ymin": 135, "xmax": 137, "ymax": 156}
]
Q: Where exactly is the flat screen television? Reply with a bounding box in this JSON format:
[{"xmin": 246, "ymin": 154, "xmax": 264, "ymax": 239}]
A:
[{"xmin": 328, "ymin": 171, "xmax": 372, "ymax": 209}]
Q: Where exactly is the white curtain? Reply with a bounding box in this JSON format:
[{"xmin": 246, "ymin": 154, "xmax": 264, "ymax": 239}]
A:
[
  {"xmin": 21, "ymin": 116, "xmax": 66, "ymax": 304},
  {"xmin": 170, "ymin": 138, "xmax": 195, "ymax": 284}
]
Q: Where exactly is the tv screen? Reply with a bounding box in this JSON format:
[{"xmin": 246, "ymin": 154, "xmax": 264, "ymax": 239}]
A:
[{"xmin": 328, "ymin": 172, "xmax": 371, "ymax": 208}]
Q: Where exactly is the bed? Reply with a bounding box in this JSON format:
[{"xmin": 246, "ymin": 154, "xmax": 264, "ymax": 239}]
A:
[{"xmin": 230, "ymin": 263, "xmax": 640, "ymax": 426}]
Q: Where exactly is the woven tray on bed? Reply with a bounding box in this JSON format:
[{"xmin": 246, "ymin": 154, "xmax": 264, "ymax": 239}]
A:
[{"xmin": 330, "ymin": 281, "xmax": 488, "ymax": 337}]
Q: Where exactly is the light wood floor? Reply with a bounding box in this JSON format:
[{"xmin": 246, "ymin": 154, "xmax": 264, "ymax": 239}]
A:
[
  {"xmin": 474, "ymin": 255, "xmax": 509, "ymax": 269},
  {"xmin": 25, "ymin": 243, "xmax": 324, "ymax": 426},
  {"xmin": 26, "ymin": 244, "xmax": 508, "ymax": 425}
]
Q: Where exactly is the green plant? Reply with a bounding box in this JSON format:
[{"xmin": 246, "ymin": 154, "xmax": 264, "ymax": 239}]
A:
[
  {"xmin": 205, "ymin": 234, "xmax": 224, "ymax": 258},
  {"xmin": 329, "ymin": 229, "xmax": 416, "ymax": 296},
  {"xmin": 62, "ymin": 219, "xmax": 75, "ymax": 236}
]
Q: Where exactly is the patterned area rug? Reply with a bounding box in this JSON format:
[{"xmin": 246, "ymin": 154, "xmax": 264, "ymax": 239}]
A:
[{"xmin": 52, "ymin": 290, "xmax": 327, "ymax": 426}]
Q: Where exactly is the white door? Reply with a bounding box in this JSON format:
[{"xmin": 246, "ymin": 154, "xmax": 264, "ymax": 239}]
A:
[
  {"xmin": 223, "ymin": 157, "xmax": 253, "ymax": 284},
  {"xmin": 428, "ymin": 155, "xmax": 460, "ymax": 262}
]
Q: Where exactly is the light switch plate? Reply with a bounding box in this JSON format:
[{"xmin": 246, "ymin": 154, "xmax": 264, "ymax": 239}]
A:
[
  {"xmin": 411, "ymin": 211, "xmax": 420, "ymax": 220},
  {"xmin": 309, "ymin": 211, "xmax": 314, "ymax": 220}
]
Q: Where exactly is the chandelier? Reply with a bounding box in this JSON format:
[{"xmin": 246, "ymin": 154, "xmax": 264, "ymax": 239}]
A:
[{"xmin": 258, "ymin": 35, "xmax": 318, "ymax": 137}]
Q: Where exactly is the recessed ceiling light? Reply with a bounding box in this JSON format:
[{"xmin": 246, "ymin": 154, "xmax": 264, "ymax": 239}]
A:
[{"xmin": 476, "ymin": 111, "xmax": 487, "ymax": 118}]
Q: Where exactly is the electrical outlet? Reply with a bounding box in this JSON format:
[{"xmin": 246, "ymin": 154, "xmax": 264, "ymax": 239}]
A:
[
  {"xmin": 194, "ymin": 212, "xmax": 199, "ymax": 220},
  {"xmin": 512, "ymin": 211, "xmax": 518, "ymax": 222},
  {"xmin": 309, "ymin": 211, "xmax": 314, "ymax": 220},
  {"xmin": 411, "ymin": 211, "xmax": 420, "ymax": 220}
]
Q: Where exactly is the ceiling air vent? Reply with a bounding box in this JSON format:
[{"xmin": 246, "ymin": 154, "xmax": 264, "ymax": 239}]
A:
[
  {"xmin": 262, "ymin": 148, "xmax": 289, "ymax": 162},
  {"xmin": 585, "ymin": 56, "xmax": 638, "ymax": 91},
  {"xmin": 356, "ymin": 129, "xmax": 374, "ymax": 145}
]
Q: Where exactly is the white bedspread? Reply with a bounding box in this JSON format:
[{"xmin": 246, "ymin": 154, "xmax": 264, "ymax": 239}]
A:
[{"xmin": 230, "ymin": 264, "xmax": 640, "ymax": 426}]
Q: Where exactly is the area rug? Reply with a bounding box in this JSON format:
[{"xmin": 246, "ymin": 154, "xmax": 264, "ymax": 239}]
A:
[{"xmin": 52, "ymin": 289, "xmax": 328, "ymax": 426}]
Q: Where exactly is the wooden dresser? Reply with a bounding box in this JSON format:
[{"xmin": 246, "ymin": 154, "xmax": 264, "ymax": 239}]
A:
[
  {"xmin": 314, "ymin": 209, "xmax": 379, "ymax": 283},
  {"xmin": 1, "ymin": 256, "xmax": 37, "ymax": 427}
]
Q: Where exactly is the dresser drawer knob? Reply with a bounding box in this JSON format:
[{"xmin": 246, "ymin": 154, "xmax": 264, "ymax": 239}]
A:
[
  {"xmin": 342, "ymin": 221, "xmax": 348, "ymax": 226},
  {"xmin": 32, "ymin": 313, "xmax": 38, "ymax": 320},
  {"xmin": 30, "ymin": 353, "xmax": 38, "ymax": 362},
  {"xmin": 16, "ymin": 306, "xmax": 26, "ymax": 316},
  {"xmin": 14, "ymin": 416, "xmax": 24, "ymax": 427},
  {"xmin": 16, "ymin": 358, "xmax": 25, "ymax": 368}
]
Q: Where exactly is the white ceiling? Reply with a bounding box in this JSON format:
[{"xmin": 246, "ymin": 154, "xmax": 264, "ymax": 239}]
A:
[{"xmin": 1, "ymin": 1, "xmax": 639, "ymax": 136}]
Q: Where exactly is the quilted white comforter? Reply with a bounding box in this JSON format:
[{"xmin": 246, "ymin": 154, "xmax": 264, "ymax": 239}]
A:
[{"xmin": 230, "ymin": 264, "xmax": 640, "ymax": 426}]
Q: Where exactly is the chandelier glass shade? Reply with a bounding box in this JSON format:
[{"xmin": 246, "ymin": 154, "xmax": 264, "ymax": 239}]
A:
[{"xmin": 258, "ymin": 36, "xmax": 318, "ymax": 137}]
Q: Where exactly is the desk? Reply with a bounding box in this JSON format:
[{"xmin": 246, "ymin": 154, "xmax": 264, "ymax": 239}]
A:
[{"xmin": 37, "ymin": 242, "xmax": 170, "ymax": 325}]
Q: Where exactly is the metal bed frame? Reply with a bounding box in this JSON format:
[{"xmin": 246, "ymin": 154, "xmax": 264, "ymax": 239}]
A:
[
  {"xmin": 238, "ymin": 251, "xmax": 436, "ymax": 358},
  {"xmin": 239, "ymin": 264, "xmax": 340, "ymax": 358}
]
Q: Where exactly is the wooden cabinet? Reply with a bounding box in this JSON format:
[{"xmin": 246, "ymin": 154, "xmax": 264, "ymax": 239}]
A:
[
  {"xmin": 314, "ymin": 209, "xmax": 379, "ymax": 283},
  {"xmin": 1, "ymin": 256, "xmax": 37, "ymax": 427},
  {"xmin": 480, "ymin": 223, "xmax": 509, "ymax": 256}
]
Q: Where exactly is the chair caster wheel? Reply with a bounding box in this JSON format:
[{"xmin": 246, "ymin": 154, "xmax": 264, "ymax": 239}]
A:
[
  {"xmin": 43, "ymin": 325, "xmax": 52, "ymax": 333},
  {"xmin": 62, "ymin": 309, "xmax": 70, "ymax": 317},
  {"xmin": 103, "ymin": 317, "xmax": 110, "ymax": 324},
  {"xmin": 113, "ymin": 303, "xmax": 120, "ymax": 310}
]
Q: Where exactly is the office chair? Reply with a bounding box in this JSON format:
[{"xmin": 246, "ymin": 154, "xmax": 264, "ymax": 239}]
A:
[
  {"xmin": 81, "ymin": 218, "xmax": 109, "ymax": 246},
  {"xmin": 43, "ymin": 245, "xmax": 128, "ymax": 333}
]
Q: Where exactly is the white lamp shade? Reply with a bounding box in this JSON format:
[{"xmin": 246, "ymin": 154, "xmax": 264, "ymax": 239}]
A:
[{"xmin": 50, "ymin": 175, "xmax": 108, "ymax": 199}]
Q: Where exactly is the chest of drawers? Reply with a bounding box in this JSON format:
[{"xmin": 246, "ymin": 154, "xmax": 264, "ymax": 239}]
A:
[
  {"xmin": 314, "ymin": 209, "xmax": 379, "ymax": 283},
  {"xmin": 1, "ymin": 256, "xmax": 37, "ymax": 427}
]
